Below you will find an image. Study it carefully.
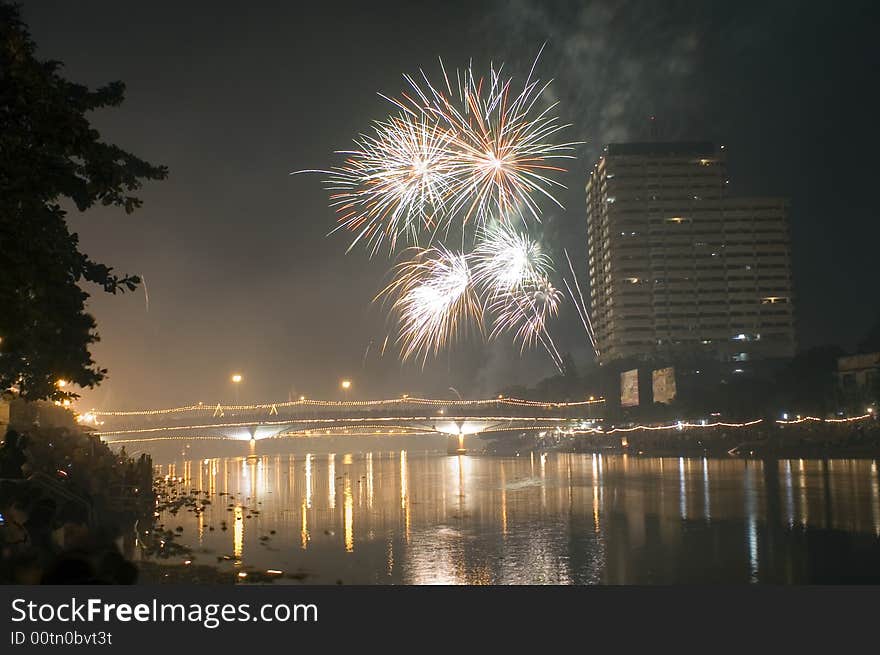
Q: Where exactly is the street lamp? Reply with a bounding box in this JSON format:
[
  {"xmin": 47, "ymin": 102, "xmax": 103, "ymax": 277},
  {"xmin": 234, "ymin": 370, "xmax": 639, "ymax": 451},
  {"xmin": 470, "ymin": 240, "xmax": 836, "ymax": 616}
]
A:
[
  {"xmin": 231, "ymin": 373, "xmax": 242, "ymax": 405},
  {"xmin": 341, "ymin": 379, "xmax": 351, "ymax": 402}
]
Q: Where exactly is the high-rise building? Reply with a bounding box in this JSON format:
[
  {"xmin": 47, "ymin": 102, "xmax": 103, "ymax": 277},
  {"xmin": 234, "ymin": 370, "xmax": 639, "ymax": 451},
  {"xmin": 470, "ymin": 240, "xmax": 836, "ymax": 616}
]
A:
[{"xmin": 586, "ymin": 142, "xmax": 796, "ymax": 366}]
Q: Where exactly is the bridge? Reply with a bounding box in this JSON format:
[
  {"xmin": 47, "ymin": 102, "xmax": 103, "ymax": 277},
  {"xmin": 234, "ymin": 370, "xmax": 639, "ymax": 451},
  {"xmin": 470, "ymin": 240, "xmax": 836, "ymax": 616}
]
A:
[{"xmin": 84, "ymin": 396, "xmax": 605, "ymax": 447}]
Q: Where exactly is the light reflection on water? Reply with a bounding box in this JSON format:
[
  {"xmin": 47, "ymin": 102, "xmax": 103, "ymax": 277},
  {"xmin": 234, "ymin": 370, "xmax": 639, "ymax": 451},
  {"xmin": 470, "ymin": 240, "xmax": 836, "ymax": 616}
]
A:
[{"xmin": 150, "ymin": 450, "xmax": 880, "ymax": 584}]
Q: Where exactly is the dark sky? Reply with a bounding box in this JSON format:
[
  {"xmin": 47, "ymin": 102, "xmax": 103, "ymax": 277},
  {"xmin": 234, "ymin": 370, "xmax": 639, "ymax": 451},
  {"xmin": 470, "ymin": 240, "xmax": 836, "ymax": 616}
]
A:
[{"xmin": 20, "ymin": 0, "xmax": 880, "ymax": 409}]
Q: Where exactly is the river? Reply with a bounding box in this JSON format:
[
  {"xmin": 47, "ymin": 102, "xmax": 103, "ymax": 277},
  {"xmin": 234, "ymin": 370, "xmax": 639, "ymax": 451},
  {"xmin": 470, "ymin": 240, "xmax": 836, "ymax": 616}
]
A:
[{"xmin": 141, "ymin": 441, "xmax": 880, "ymax": 584}]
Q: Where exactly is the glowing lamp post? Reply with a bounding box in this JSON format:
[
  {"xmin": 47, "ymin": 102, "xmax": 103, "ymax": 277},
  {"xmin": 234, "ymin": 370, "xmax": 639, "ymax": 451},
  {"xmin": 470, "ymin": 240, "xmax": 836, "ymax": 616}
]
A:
[
  {"xmin": 55, "ymin": 379, "xmax": 71, "ymax": 407},
  {"xmin": 340, "ymin": 379, "xmax": 351, "ymax": 402},
  {"xmin": 231, "ymin": 374, "xmax": 242, "ymax": 405}
]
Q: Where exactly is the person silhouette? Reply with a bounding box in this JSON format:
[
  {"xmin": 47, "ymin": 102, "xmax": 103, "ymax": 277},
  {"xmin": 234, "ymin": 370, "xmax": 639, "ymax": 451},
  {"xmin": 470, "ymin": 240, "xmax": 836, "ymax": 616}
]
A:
[{"xmin": 0, "ymin": 429, "xmax": 28, "ymax": 478}]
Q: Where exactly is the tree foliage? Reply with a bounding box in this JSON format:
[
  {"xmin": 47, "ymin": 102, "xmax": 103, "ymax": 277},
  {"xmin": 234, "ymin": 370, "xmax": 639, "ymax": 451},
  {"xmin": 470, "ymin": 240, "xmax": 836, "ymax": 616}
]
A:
[
  {"xmin": 0, "ymin": 2, "xmax": 167, "ymax": 400},
  {"xmin": 858, "ymin": 311, "xmax": 880, "ymax": 353}
]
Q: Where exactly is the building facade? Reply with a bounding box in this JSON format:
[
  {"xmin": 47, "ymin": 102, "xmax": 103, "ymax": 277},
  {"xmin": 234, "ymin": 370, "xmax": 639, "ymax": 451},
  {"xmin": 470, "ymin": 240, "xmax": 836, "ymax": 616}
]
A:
[{"xmin": 586, "ymin": 142, "xmax": 796, "ymax": 366}]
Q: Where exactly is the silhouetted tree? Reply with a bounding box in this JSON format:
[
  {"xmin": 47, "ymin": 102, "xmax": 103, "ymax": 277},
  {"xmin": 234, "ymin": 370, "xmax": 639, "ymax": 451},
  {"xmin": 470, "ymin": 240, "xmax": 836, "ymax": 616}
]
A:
[
  {"xmin": 775, "ymin": 345, "xmax": 846, "ymax": 415},
  {"xmin": 858, "ymin": 311, "xmax": 880, "ymax": 353},
  {"xmin": 0, "ymin": 2, "xmax": 166, "ymax": 400},
  {"xmin": 499, "ymin": 354, "xmax": 604, "ymax": 402}
]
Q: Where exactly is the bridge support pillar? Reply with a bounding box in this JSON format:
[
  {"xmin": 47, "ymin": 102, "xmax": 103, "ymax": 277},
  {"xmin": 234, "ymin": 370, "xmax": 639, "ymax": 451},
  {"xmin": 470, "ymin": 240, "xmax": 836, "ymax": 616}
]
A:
[
  {"xmin": 446, "ymin": 433, "xmax": 467, "ymax": 455},
  {"xmin": 246, "ymin": 437, "xmax": 258, "ymax": 463}
]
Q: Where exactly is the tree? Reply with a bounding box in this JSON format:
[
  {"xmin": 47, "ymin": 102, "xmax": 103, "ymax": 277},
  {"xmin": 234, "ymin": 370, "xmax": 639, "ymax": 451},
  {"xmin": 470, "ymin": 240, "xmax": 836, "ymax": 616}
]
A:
[
  {"xmin": 0, "ymin": 2, "xmax": 166, "ymax": 401},
  {"xmin": 775, "ymin": 345, "xmax": 846, "ymax": 416},
  {"xmin": 858, "ymin": 311, "xmax": 880, "ymax": 353}
]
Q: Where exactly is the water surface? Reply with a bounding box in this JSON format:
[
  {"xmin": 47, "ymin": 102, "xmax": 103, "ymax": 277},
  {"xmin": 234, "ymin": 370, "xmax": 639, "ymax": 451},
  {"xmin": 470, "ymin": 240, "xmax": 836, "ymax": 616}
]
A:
[{"xmin": 146, "ymin": 447, "xmax": 880, "ymax": 584}]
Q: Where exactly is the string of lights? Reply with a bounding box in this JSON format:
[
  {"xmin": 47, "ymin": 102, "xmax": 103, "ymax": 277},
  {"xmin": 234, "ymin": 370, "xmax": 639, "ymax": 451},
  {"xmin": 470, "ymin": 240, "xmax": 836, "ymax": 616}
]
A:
[
  {"xmin": 91, "ymin": 395, "xmax": 606, "ymax": 417},
  {"xmin": 583, "ymin": 414, "xmax": 873, "ymax": 435},
  {"xmin": 96, "ymin": 412, "xmax": 875, "ymax": 440},
  {"xmin": 598, "ymin": 419, "xmax": 764, "ymax": 434},
  {"xmin": 108, "ymin": 435, "xmax": 230, "ymax": 445},
  {"xmin": 107, "ymin": 424, "xmax": 575, "ymax": 444},
  {"xmin": 776, "ymin": 413, "xmax": 872, "ymax": 425},
  {"xmin": 96, "ymin": 415, "xmax": 580, "ymax": 437}
]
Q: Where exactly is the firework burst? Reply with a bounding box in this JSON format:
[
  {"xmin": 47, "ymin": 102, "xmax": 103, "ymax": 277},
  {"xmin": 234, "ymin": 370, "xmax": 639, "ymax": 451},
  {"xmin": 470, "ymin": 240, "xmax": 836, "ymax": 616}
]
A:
[
  {"xmin": 377, "ymin": 246, "xmax": 483, "ymax": 365},
  {"xmin": 321, "ymin": 112, "xmax": 459, "ymax": 256},
  {"xmin": 489, "ymin": 276, "xmax": 562, "ymax": 348},
  {"xmin": 409, "ymin": 58, "xmax": 576, "ymax": 228},
  {"xmin": 300, "ymin": 52, "xmax": 578, "ymax": 365},
  {"xmin": 303, "ymin": 55, "xmax": 576, "ymax": 256},
  {"xmin": 470, "ymin": 221, "xmax": 564, "ymax": 371},
  {"xmin": 471, "ymin": 220, "xmax": 552, "ymax": 295}
]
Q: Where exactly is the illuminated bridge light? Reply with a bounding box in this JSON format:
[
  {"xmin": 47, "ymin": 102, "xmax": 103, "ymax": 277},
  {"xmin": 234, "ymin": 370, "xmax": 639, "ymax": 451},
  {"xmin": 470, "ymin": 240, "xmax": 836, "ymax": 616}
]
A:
[
  {"xmin": 91, "ymin": 395, "xmax": 607, "ymax": 417},
  {"xmin": 89, "ymin": 395, "xmax": 874, "ymax": 445}
]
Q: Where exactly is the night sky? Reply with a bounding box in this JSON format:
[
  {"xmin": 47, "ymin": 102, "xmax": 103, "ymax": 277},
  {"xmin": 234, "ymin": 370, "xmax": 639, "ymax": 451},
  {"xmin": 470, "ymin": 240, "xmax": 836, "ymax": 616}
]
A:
[{"xmin": 20, "ymin": 1, "xmax": 880, "ymax": 409}]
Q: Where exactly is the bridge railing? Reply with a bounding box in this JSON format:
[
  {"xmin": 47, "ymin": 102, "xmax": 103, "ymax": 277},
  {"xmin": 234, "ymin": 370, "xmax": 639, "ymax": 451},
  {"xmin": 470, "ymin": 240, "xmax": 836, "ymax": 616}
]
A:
[{"xmin": 89, "ymin": 397, "xmax": 606, "ymax": 433}]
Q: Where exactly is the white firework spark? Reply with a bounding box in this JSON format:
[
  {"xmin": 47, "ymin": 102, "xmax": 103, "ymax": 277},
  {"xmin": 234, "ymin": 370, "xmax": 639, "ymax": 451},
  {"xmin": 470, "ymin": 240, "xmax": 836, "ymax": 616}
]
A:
[
  {"xmin": 470, "ymin": 221, "xmax": 564, "ymax": 371},
  {"xmin": 470, "ymin": 220, "xmax": 552, "ymax": 295},
  {"xmin": 489, "ymin": 275, "xmax": 564, "ymax": 370},
  {"xmin": 323, "ymin": 112, "xmax": 459, "ymax": 256},
  {"xmin": 563, "ymin": 247, "xmax": 600, "ymax": 360},
  {"xmin": 404, "ymin": 54, "xmax": 577, "ymax": 228},
  {"xmin": 377, "ymin": 246, "xmax": 483, "ymax": 364},
  {"xmin": 301, "ymin": 55, "xmax": 576, "ymax": 256}
]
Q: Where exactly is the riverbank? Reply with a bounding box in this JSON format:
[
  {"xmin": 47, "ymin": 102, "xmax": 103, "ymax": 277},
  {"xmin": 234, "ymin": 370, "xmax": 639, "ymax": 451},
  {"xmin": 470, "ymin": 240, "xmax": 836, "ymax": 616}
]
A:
[
  {"xmin": 135, "ymin": 561, "xmax": 311, "ymax": 584},
  {"xmin": 0, "ymin": 425, "xmax": 153, "ymax": 583},
  {"xmin": 129, "ymin": 475, "xmax": 324, "ymax": 584},
  {"xmin": 482, "ymin": 417, "xmax": 880, "ymax": 459}
]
